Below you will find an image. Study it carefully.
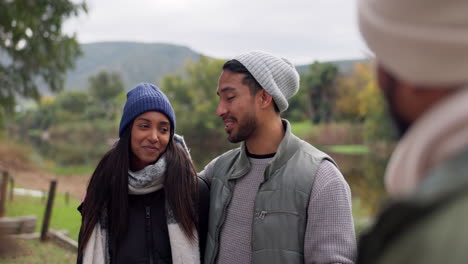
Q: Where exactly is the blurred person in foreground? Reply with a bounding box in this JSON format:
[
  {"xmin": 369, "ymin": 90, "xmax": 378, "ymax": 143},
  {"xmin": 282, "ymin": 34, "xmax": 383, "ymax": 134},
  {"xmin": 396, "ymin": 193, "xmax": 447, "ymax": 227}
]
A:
[
  {"xmin": 77, "ymin": 83, "xmax": 209, "ymax": 264},
  {"xmin": 357, "ymin": 0, "xmax": 468, "ymax": 263},
  {"xmin": 199, "ymin": 51, "xmax": 356, "ymax": 264}
]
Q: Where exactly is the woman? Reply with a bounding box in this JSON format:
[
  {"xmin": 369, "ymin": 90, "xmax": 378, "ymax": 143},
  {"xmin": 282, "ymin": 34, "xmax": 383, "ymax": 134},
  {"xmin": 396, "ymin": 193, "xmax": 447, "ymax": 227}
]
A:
[{"xmin": 77, "ymin": 83, "xmax": 209, "ymax": 264}]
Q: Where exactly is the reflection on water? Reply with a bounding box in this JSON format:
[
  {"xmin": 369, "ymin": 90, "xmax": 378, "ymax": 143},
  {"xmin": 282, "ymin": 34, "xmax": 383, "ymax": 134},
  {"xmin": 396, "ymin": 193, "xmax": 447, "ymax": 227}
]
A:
[{"xmin": 329, "ymin": 152, "xmax": 389, "ymax": 231}]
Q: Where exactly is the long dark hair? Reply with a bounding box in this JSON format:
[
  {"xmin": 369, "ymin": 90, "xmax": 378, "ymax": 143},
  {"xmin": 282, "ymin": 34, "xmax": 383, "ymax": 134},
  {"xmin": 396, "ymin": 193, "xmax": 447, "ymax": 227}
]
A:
[{"xmin": 78, "ymin": 124, "xmax": 198, "ymax": 256}]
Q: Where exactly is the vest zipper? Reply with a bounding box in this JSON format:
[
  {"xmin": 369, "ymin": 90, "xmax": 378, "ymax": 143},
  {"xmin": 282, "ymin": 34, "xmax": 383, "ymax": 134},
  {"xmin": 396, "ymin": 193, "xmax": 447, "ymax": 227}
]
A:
[
  {"xmin": 257, "ymin": 210, "xmax": 299, "ymax": 219},
  {"xmin": 145, "ymin": 206, "xmax": 155, "ymax": 264}
]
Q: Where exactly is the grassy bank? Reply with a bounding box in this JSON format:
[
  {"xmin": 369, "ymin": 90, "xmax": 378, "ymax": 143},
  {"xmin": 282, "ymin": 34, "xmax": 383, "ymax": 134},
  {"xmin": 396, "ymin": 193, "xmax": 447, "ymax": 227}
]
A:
[
  {"xmin": 47, "ymin": 164, "xmax": 95, "ymax": 176},
  {"xmin": 0, "ymin": 239, "xmax": 76, "ymax": 263},
  {"xmin": 322, "ymin": 144, "xmax": 369, "ymax": 155},
  {"xmin": 6, "ymin": 194, "xmax": 81, "ymax": 241},
  {"xmin": 290, "ymin": 120, "xmax": 317, "ymax": 139},
  {"xmin": 291, "ymin": 121, "xmax": 369, "ymax": 155}
]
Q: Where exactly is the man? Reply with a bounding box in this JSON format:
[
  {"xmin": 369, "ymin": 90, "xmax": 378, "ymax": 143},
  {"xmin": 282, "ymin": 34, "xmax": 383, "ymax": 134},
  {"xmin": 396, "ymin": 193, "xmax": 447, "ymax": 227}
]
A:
[
  {"xmin": 357, "ymin": 0, "xmax": 468, "ymax": 263},
  {"xmin": 199, "ymin": 51, "xmax": 356, "ymax": 264}
]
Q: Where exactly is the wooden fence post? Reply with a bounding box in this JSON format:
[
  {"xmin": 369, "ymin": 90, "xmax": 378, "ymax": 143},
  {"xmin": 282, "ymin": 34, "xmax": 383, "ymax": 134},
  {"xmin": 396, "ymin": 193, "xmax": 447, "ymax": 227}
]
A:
[
  {"xmin": 41, "ymin": 180, "xmax": 57, "ymax": 241},
  {"xmin": 9, "ymin": 175, "xmax": 14, "ymax": 201},
  {"xmin": 0, "ymin": 170, "xmax": 8, "ymax": 217}
]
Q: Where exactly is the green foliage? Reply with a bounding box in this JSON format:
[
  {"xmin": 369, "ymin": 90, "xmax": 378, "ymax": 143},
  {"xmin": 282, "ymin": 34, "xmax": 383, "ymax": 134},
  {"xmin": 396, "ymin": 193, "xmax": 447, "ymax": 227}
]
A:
[
  {"xmin": 0, "ymin": 0, "xmax": 87, "ymax": 122},
  {"xmin": 56, "ymin": 90, "xmax": 90, "ymax": 115},
  {"xmin": 290, "ymin": 121, "xmax": 317, "ymax": 139},
  {"xmin": 87, "ymin": 70, "xmax": 125, "ymax": 120},
  {"xmin": 161, "ymin": 56, "xmax": 231, "ymax": 168},
  {"xmin": 334, "ymin": 63, "xmax": 396, "ymax": 142},
  {"xmin": 162, "ymin": 56, "xmax": 223, "ymax": 133},
  {"xmin": 352, "ymin": 198, "xmax": 373, "ymax": 235},
  {"xmin": 322, "ymin": 144, "xmax": 369, "ymax": 155},
  {"xmin": 364, "ymin": 101, "xmax": 397, "ymax": 143},
  {"xmin": 283, "ymin": 81, "xmax": 311, "ymax": 122},
  {"xmin": 42, "ymin": 120, "xmax": 116, "ymax": 166},
  {"xmin": 13, "ymin": 88, "xmax": 119, "ymax": 167},
  {"xmin": 88, "ymin": 71, "xmax": 125, "ymax": 105},
  {"xmin": 48, "ymin": 164, "xmax": 95, "ymax": 176},
  {"xmin": 301, "ymin": 61, "xmax": 339, "ymax": 123}
]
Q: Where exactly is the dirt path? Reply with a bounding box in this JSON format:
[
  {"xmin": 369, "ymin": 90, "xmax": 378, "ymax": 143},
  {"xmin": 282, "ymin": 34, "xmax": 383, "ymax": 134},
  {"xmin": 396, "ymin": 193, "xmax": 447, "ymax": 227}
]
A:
[
  {"xmin": 0, "ymin": 145, "xmax": 89, "ymax": 200},
  {"xmin": 0, "ymin": 158, "xmax": 89, "ymax": 199},
  {"xmin": 11, "ymin": 170, "xmax": 89, "ymax": 200}
]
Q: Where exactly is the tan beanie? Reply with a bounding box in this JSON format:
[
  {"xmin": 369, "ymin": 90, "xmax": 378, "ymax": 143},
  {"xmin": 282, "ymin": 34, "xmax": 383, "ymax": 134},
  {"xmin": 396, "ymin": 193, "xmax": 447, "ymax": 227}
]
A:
[
  {"xmin": 358, "ymin": 0, "xmax": 468, "ymax": 86},
  {"xmin": 235, "ymin": 51, "xmax": 300, "ymax": 112}
]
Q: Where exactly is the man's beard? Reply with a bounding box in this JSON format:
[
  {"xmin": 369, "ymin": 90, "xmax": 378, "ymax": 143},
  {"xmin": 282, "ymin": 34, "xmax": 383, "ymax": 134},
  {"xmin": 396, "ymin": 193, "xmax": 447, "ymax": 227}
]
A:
[{"xmin": 227, "ymin": 111, "xmax": 257, "ymax": 143}]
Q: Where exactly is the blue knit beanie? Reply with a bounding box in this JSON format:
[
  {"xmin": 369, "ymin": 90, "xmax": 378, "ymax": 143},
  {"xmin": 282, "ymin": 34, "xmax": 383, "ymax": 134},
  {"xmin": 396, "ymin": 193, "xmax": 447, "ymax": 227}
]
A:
[{"xmin": 119, "ymin": 83, "xmax": 176, "ymax": 138}]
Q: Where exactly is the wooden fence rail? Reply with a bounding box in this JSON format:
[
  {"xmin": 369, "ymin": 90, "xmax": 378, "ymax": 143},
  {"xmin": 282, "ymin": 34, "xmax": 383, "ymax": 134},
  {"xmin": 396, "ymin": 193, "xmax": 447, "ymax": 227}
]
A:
[
  {"xmin": 0, "ymin": 170, "xmax": 71, "ymax": 249},
  {"xmin": 0, "ymin": 215, "xmax": 37, "ymax": 235}
]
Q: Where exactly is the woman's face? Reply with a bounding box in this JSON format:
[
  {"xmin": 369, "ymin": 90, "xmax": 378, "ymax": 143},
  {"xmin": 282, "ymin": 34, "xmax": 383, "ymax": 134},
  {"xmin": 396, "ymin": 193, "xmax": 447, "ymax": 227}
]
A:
[{"xmin": 130, "ymin": 111, "xmax": 171, "ymax": 171}]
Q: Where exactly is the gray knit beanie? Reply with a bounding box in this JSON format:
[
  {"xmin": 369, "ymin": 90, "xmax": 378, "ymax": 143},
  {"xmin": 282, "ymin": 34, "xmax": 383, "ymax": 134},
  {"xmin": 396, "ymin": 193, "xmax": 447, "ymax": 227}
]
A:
[{"xmin": 234, "ymin": 51, "xmax": 300, "ymax": 112}]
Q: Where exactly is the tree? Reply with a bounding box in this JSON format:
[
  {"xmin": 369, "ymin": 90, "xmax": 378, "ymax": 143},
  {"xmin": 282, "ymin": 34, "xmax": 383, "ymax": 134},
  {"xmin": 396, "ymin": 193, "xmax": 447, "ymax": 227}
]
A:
[
  {"xmin": 0, "ymin": 0, "xmax": 87, "ymax": 122},
  {"xmin": 56, "ymin": 90, "xmax": 89, "ymax": 115},
  {"xmin": 334, "ymin": 62, "xmax": 396, "ymax": 142},
  {"xmin": 282, "ymin": 78, "xmax": 310, "ymax": 122},
  {"xmin": 160, "ymin": 56, "xmax": 230, "ymax": 168},
  {"xmin": 302, "ymin": 62, "xmax": 338, "ymax": 123},
  {"xmin": 161, "ymin": 56, "xmax": 224, "ymax": 135},
  {"xmin": 335, "ymin": 63, "xmax": 373, "ymax": 121},
  {"xmin": 87, "ymin": 71, "xmax": 125, "ymax": 118},
  {"xmin": 88, "ymin": 71, "xmax": 125, "ymax": 104}
]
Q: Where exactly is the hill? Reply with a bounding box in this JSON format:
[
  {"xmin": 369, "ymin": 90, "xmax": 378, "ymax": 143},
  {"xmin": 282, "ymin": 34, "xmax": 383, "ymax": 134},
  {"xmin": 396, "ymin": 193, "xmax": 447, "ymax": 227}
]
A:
[
  {"xmin": 296, "ymin": 58, "xmax": 366, "ymax": 75},
  {"xmin": 51, "ymin": 42, "xmax": 364, "ymax": 92},
  {"xmin": 64, "ymin": 42, "xmax": 201, "ymax": 91}
]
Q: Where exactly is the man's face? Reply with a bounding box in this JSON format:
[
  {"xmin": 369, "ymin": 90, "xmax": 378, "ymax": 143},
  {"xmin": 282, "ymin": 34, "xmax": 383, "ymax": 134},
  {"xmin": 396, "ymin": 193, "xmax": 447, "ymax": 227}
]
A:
[
  {"xmin": 216, "ymin": 70, "xmax": 258, "ymax": 143},
  {"xmin": 377, "ymin": 65, "xmax": 411, "ymax": 137}
]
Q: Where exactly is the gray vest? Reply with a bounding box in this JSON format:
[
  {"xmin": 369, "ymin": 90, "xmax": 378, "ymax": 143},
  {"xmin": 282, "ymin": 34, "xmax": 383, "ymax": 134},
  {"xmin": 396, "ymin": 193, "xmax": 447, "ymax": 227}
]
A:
[{"xmin": 204, "ymin": 121, "xmax": 335, "ymax": 264}]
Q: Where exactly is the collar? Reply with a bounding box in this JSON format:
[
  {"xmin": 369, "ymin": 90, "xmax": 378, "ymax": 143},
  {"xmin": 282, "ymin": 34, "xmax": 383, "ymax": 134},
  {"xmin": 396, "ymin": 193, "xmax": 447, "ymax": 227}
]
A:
[{"xmin": 229, "ymin": 119, "xmax": 301, "ymax": 180}]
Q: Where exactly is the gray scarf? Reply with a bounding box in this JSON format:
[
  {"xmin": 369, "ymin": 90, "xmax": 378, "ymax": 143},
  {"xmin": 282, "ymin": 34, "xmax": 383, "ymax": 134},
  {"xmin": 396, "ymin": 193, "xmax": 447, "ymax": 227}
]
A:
[
  {"xmin": 128, "ymin": 133, "xmax": 192, "ymax": 194},
  {"xmin": 128, "ymin": 155, "xmax": 167, "ymax": 194}
]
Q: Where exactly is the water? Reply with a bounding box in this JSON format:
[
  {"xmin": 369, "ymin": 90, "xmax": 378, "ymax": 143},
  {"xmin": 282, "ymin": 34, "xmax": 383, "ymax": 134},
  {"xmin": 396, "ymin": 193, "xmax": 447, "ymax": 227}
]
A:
[{"xmin": 329, "ymin": 152, "xmax": 388, "ymax": 232}]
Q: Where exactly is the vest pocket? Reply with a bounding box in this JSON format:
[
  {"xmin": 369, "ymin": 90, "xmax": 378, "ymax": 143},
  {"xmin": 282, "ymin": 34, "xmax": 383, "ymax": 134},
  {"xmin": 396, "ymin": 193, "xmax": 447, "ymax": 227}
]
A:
[
  {"xmin": 252, "ymin": 209, "xmax": 303, "ymax": 253},
  {"xmin": 256, "ymin": 210, "xmax": 299, "ymax": 219}
]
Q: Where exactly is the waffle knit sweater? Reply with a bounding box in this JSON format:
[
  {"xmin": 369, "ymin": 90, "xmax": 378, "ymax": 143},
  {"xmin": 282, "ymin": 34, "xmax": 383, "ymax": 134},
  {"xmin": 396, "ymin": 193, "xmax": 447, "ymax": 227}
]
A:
[{"xmin": 199, "ymin": 157, "xmax": 356, "ymax": 264}]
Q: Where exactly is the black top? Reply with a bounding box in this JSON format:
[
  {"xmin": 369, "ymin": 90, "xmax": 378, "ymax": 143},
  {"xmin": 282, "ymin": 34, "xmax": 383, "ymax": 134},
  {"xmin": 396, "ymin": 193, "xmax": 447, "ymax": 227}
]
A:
[
  {"xmin": 77, "ymin": 177, "xmax": 210, "ymax": 264},
  {"xmin": 113, "ymin": 189, "xmax": 172, "ymax": 263},
  {"xmin": 246, "ymin": 149, "xmax": 276, "ymax": 159}
]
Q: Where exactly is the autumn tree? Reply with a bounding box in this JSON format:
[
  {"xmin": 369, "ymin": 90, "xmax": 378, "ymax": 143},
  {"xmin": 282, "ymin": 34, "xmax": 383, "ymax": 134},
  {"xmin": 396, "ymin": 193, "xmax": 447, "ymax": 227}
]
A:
[
  {"xmin": 335, "ymin": 62, "xmax": 396, "ymax": 141},
  {"xmin": 335, "ymin": 63, "xmax": 375, "ymax": 121}
]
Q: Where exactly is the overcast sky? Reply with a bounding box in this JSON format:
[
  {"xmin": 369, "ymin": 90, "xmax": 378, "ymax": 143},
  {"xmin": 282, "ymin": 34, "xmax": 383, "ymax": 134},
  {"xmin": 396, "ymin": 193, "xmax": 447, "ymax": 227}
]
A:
[{"xmin": 64, "ymin": 0, "xmax": 367, "ymax": 64}]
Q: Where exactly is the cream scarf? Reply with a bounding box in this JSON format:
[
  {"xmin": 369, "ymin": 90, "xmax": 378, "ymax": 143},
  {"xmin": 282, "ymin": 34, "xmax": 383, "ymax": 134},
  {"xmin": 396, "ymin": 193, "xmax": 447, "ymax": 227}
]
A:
[{"xmin": 385, "ymin": 86, "xmax": 468, "ymax": 197}]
